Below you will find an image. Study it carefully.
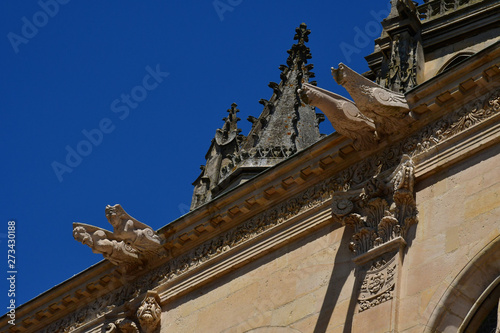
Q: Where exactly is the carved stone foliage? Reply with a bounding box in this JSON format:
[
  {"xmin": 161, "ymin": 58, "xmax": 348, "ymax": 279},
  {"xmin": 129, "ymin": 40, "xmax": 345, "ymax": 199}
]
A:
[
  {"xmin": 73, "ymin": 204, "xmax": 166, "ymax": 274},
  {"xmin": 358, "ymin": 255, "xmax": 397, "ymax": 312},
  {"xmin": 137, "ymin": 291, "xmax": 161, "ymax": 333},
  {"xmin": 332, "ymin": 155, "xmax": 417, "ymax": 255},
  {"xmin": 106, "ymin": 318, "xmax": 139, "ymax": 333},
  {"xmin": 402, "ymin": 88, "xmax": 500, "ymax": 157},
  {"xmin": 49, "ymin": 89, "xmax": 500, "ymax": 333}
]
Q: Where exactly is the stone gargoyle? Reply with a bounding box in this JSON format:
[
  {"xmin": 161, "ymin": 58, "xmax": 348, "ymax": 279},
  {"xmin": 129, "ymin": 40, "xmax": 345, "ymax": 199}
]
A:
[
  {"xmin": 332, "ymin": 63, "xmax": 414, "ymax": 137},
  {"xmin": 73, "ymin": 204, "xmax": 167, "ymax": 273},
  {"xmin": 299, "ymin": 82, "xmax": 378, "ymax": 150}
]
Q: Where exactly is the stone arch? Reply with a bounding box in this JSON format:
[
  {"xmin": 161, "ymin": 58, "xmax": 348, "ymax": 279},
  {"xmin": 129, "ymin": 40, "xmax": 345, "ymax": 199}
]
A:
[{"xmin": 424, "ymin": 235, "xmax": 500, "ymax": 332}]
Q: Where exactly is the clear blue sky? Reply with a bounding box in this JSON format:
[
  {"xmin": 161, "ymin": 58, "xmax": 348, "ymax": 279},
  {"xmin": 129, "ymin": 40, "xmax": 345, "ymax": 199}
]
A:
[{"xmin": 1, "ymin": 0, "xmax": 397, "ymax": 308}]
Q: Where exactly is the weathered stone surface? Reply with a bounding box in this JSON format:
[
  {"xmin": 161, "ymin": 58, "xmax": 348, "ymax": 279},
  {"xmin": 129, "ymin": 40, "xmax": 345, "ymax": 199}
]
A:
[{"xmin": 191, "ymin": 23, "xmax": 324, "ymax": 210}]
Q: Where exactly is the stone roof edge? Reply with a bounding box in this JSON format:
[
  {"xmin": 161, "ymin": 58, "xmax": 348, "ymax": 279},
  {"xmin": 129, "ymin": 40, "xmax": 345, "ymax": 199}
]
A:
[
  {"xmin": 1, "ymin": 260, "xmax": 120, "ymax": 332},
  {"xmin": 406, "ymin": 40, "xmax": 500, "ymax": 113}
]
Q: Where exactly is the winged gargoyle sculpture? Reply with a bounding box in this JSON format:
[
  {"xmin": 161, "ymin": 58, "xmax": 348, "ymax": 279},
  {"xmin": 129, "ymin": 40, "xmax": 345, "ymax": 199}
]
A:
[
  {"xmin": 73, "ymin": 204, "xmax": 167, "ymax": 273},
  {"xmin": 332, "ymin": 63, "xmax": 413, "ymax": 136},
  {"xmin": 299, "ymin": 82, "xmax": 378, "ymax": 150},
  {"xmin": 73, "ymin": 223, "xmax": 143, "ymax": 272}
]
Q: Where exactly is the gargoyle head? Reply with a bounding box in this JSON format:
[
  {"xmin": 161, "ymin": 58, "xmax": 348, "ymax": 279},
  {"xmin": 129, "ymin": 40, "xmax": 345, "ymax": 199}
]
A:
[
  {"xmin": 73, "ymin": 226, "xmax": 93, "ymax": 247},
  {"xmin": 105, "ymin": 204, "xmax": 121, "ymax": 227},
  {"xmin": 297, "ymin": 83, "xmax": 317, "ymax": 105},
  {"xmin": 331, "ymin": 63, "xmax": 348, "ymax": 85},
  {"xmin": 137, "ymin": 291, "xmax": 161, "ymax": 332}
]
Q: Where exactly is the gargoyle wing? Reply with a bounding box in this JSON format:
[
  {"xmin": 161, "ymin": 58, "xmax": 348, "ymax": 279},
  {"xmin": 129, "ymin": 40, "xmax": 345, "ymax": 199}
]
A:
[
  {"xmin": 72, "ymin": 222, "xmax": 117, "ymax": 241},
  {"xmin": 106, "ymin": 204, "xmax": 153, "ymax": 231}
]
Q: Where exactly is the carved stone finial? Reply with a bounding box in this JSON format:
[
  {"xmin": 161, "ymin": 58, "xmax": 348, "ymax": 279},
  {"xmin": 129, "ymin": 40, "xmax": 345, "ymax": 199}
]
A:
[
  {"xmin": 299, "ymin": 82, "xmax": 378, "ymax": 150},
  {"xmin": 214, "ymin": 103, "xmax": 242, "ymax": 146},
  {"xmin": 137, "ymin": 291, "xmax": 161, "ymax": 333},
  {"xmin": 294, "ymin": 22, "xmax": 310, "ymax": 44}
]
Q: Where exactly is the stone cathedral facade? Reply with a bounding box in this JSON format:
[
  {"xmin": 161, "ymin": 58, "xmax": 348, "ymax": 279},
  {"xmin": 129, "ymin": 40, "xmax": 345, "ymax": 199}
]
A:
[{"xmin": 2, "ymin": 0, "xmax": 499, "ymax": 332}]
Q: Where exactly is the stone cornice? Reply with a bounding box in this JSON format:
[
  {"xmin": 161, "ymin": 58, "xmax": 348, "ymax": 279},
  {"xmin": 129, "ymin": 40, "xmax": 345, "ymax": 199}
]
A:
[
  {"xmin": 407, "ymin": 41, "xmax": 500, "ymax": 115},
  {"xmin": 420, "ymin": 0, "xmax": 500, "ymax": 51},
  {"xmin": 1, "ymin": 262, "xmax": 120, "ymax": 333}
]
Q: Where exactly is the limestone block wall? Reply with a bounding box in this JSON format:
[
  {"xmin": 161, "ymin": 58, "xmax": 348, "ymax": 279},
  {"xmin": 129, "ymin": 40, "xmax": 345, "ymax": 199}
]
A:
[
  {"xmin": 157, "ymin": 142, "xmax": 500, "ymax": 333},
  {"xmin": 401, "ymin": 143, "xmax": 500, "ymax": 332},
  {"xmin": 159, "ymin": 222, "xmax": 358, "ymax": 333}
]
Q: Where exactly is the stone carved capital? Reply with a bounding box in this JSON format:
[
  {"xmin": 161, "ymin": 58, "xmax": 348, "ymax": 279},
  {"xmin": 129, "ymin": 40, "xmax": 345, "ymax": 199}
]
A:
[{"xmin": 332, "ymin": 155, "xmax": 417, "ymax": 256}]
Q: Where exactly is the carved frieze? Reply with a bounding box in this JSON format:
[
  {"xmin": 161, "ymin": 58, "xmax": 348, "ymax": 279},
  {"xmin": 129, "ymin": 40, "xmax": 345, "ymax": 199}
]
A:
[{"xmin": 402, "ymin": 88, "xmax": 500, "ymax": 156}]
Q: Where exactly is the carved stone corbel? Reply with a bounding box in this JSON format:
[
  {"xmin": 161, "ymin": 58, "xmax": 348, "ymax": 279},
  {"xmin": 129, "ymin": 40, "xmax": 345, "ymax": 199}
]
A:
[
  {"xmin": 332, "ymin": 155, "xmax": 417, "ymax": 256},
  {"xmin": 137, "ymin": 291, "xmax": 162, "ymax": 333}
]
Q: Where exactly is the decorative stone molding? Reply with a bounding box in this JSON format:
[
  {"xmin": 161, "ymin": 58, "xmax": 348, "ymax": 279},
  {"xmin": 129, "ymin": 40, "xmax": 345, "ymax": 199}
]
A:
[
  {"xmin": 299, "ymin": 83, "xmax": 378, "ymax": 150},
  {"xmin": 73, "ymin": 204, "xmax": 167, "ymax": 274},
  {"xmin": 332, "ymin": 155, "xmax": 417, "ymax": 256},
  {"xmin": 417, "ymin": 0, "xmax": 476, "ymax": 21},
  {"xmin": 358, "ymin": 255, "xmax": 397, "ymax": 312},
  {"xmin": 137, "ymin": 291, "xmax": 161, "ymax": 333},
  {"xmin": 403, "ymin": 87, "xmax": 500, "ymax": 157},
  {"xmin": 332, "ymin": 63, "xmax": 414, "ymax": 137}
]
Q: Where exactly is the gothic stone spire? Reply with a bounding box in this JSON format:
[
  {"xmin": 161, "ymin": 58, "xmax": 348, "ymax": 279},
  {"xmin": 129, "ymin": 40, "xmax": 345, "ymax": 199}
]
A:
[{"xmin": 191, "ymin": 24, "xmax": 324, "ymax": 210}]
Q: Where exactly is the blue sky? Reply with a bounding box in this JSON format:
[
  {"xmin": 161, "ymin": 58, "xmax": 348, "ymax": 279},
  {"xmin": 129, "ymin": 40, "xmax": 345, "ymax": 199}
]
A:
[{"xmin": 1, "ymin": 0, "xmax": 395, "ymax": 309}]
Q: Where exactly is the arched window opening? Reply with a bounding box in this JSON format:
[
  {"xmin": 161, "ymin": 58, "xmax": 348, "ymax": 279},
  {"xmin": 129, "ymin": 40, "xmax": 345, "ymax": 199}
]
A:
[
  {"xmin": 438, "ymin": 53, "xmax": 474, "ymax": 74},
  {"xmin": 464, "ymin": 281, "xmax": 500, "ymax": 332}
]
